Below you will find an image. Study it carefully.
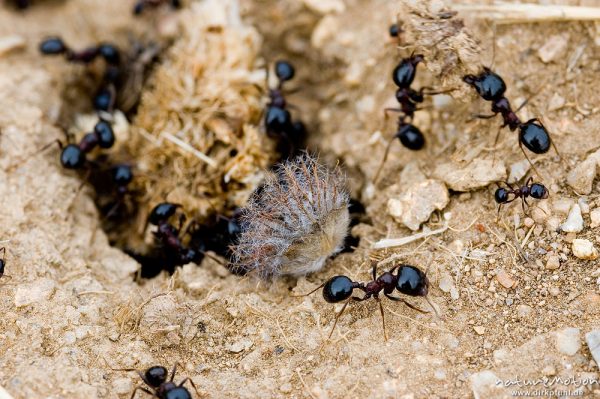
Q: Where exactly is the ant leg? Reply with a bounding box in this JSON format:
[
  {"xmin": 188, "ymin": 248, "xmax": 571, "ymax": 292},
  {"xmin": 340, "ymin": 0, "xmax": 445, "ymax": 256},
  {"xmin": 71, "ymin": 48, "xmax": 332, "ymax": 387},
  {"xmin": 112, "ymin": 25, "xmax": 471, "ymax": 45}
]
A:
[
  {"xmin": 371, "ymin": 262, "xmax": 378, "ymax": 281},
  {"xmin": 0, "ymin": 247, "xmax": 5, "ymax": 262},
  {"xmin": 418, "ymin": 86, "xmax": 456, "ymax": 96},
  {"xmin": 383, "ymin": 108, "xmax": 402, "ymax": 120},
  {"xmin": 518, "ymin": 140, "xmax": 542, "ymax": 179},
  {"xmin": 130, "ymin": 386, "xmax": 156, "ymax": 399},
  {"xmin": 178, "ymin": 377, "xmax": 201, "ymax": 396},
  {"xmin": 384, "ymin": 294, "xmax": 428, "ymax": 313},
  {"xmin": 525, "ymin": 176, "xmax": 533, "ymax": 187},
  {"xmin": 327, "ymin": 300, "xmax": 350, "ymax": 339},
  {"xmin": 169, "ymin": 362, "xmax": 182, "ymax": 381},
  {"xmin": 376, "ymin": 297, "xmax": 388, "ymax": 341},
  {"xmin": 291, "ymin": 282, "xmax": 325, "ymax": 297},
  {"xmin": 471, "ymin": 113, "xmax": 497, "ymax": 120},
  {"xmin": 373, "ymin": 136, "xmax": 395, "ymax": 184}
]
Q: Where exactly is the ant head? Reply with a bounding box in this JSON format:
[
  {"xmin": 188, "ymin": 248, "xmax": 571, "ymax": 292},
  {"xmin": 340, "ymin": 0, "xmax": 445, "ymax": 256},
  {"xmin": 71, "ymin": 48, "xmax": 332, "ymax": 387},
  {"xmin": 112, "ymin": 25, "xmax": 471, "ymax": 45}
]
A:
[
  {"xmin": 395, "ymin": 265, "xmax": 428, "ymax": 297},
  {"xmin": 93, "ymin": 88, "xmax": 113, "ymax": 112},
  {"xmin": 94, "ymin": 120, "xmax": 115, "ymax": 149},
  {"xmin": 144, "ymin": 365, "xmax": 168, "ymax": 387},
  {"xmin": 265, "ymin": 106, "xmax": 292, "ymax": 137},
  {"xmin": 396, "ymin": 123, "xmax": 425, "ymax": 150},
  {"xmin": 529, "ymin": 183, "xmax": 548, "ymax": 200},
  {"xmin": 98, "ymin": 43, "xmax": 120, "ymax": 65},
  {"xmin": 494, "ymin": 187, "xmax": 510, "ymax": 204},
  {"xmin": 389, "ymin": 23, "xmax": 401, "ymax": 38},
  {"xmin": 60, "ymin": 144, "xmax": 86, "ymax": 169},
  {"xmin": 322, "ymin": 275, "xmax": 354, "ymax": 303},
  {"xmin": 275, "ymin": 60, "xmax": 295, "ymax": 82},
  {"xmin": 149, "ymin": 202, "xmax": 181, "ymax": 226},
  {"xmin": 39, "ymin": 37, "xmax": 67, "ymax": 55},
  {"xmin": 463, "ymin": 69, "xmax": 506, "ymax": 101},
  {"xmin": 392, "ymin": 57, "xmax": 421, "ymax": 88},
  {"xmin": 519, "ymin": 120, "xmax": 551, "ymax": 154},
  {"xmin": 112, "ymin": 164, "xmax": 133, "ymax": 186}
]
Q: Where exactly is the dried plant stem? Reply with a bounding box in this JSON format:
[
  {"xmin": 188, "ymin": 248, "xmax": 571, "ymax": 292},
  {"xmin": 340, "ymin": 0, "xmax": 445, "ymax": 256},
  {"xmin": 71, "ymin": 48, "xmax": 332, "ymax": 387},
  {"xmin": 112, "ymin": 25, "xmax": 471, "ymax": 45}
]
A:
[
  {"xmin": 372, "ymin": 224, "xmax": 448, "ymax": 249},
  {"xmin": 161, "ymin": 132, "xmax": 218, "ymax": 168},
  {"xmin": 454, "ymin": 3, "xmax": 600, "ymax": 24}
]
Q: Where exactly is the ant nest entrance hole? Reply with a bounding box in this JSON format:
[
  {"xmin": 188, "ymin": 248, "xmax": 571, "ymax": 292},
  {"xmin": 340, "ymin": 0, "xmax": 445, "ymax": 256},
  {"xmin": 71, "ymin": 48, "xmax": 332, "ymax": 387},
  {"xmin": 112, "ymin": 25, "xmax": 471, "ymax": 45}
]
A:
[{"xmin": 87, "ymin": 1, "xmax": 278, "ymax": 278}]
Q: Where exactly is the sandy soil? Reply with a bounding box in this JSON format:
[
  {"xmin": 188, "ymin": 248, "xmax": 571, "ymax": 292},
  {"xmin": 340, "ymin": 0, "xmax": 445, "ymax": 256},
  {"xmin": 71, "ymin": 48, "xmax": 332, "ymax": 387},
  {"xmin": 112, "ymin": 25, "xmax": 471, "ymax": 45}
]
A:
[{"xmin": 1, "ymin": 0, "xmax": 600, "ymax": 398}]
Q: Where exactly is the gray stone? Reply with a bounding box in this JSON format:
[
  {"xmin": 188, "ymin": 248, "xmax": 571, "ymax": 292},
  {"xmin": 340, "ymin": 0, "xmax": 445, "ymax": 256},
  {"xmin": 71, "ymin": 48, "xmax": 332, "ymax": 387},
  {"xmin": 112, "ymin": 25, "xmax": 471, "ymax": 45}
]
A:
[
  {"xmin": 387, "ymin": 179, "xmax": 449, "ymax": 231},
  {"xmin": 555, "ymin": 327, "xmax": 581, "ymax": 356},
  {"xmin": 585, "ymin": 330, "xmax": 600, "ymax": 368},
  {"xmin": 434, "ymin": 159, "xmax": 506, "ymax": 192}
]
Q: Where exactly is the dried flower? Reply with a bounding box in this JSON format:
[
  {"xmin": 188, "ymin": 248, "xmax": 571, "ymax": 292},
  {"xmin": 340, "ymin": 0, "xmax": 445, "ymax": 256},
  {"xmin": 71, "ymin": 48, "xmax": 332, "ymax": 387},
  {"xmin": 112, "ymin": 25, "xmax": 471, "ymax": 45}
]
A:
[{"xmin": 233, "ymin": 154, "xmax": 350, "ymax": 279}]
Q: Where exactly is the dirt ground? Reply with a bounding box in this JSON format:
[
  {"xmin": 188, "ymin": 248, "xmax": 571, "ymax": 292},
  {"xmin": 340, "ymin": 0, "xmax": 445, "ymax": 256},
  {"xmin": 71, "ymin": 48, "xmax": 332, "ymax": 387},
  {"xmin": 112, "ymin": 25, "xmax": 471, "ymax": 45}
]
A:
[{"xmin": 1, "ymin": 0, "xmax": 600, "ymax": 398}]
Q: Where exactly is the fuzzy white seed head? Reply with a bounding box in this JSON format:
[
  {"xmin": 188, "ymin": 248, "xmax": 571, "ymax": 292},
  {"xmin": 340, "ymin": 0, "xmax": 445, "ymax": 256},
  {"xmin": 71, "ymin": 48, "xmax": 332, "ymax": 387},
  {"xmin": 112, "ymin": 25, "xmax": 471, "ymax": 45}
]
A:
[{"xmin": 233, "ymin": 153, "xmax": 350, "ymax": 279}]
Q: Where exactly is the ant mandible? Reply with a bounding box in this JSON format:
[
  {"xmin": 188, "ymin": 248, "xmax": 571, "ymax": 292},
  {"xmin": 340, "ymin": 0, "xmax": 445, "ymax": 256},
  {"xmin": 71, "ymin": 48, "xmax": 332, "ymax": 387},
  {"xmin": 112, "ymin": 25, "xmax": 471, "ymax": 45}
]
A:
[
  {"xmin": 463, "ymin": 68, "xmax": 559, "ymax": 173},
  {"xmin": 300, "ymin": 262, "xmax": 437, "ymax": 341},
  {"xmin": 494, "ymin": 177, "xmax": 548, "ymax": 216},
  {"xmin": 127, "ymin": 363, "xmax": 199, "ymax": 399}
]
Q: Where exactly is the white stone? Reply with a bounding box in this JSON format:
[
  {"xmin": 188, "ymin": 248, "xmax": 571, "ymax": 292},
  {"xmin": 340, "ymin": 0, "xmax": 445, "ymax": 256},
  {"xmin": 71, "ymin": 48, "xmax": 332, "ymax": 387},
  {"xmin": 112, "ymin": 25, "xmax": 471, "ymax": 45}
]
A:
[
  {"xmin": 572, "ymin": 239, "xmax": 599, "ymax": 260},
  {"xmin": 567, "ymin": 158, "xmax": 596, "ymax": 195},
  {"xmin": 226, "ymin": 338, "xmax": 253, "ymax": 353},
  {"xmin": 538, "ymin": 34, "xmax": 569, "ymax": 63},
  {"xmin": 590, "ymin": 208, "xmax": 600, "ymax": 228},
  {"xmin": 585, "ymin": 330, "xmax": 600, "ymax": 368},
  {"xmin": 555, "ymin": 328, "xmax": 581, "ymax": 356},
  {"xmin": 561, "ymin": 204, "xmax": 584, "ymax": 233},
  {"xmin": 434, "ymin": 159, "xmax": 506, "ymax": 192},
  {"xmin": 14, "ymin": 278, "xmax": 56, "ymax": 307},
  {"xmin": 470, "ymin": 370, "xmax": 506, "ymax": 399},
  {"xmin": 508, "ymin": 160, "xmax": 530, "ymax": 183},
  {"xmin": 387, "ymin": 179, "xmax": 449, "ymax": 231}
]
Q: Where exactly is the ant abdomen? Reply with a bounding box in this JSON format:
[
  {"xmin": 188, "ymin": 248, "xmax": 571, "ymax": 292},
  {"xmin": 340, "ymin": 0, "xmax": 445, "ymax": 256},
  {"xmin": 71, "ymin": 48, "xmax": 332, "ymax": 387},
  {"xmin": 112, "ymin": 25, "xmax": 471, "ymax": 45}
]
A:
[
  {"xmin": 323, "ymin": 275, "xmax": 354, "ymax": 303},
  {"xmin": 519, "ymin": 121, "xmax": 551, "ymax": 154},
  {"xmin": 397, "ymin": 123, "xmax": 425, "ymax": 150},
  {"xmin": 396, "ymin": 265, "xmax": 429, "ymax": 297}
]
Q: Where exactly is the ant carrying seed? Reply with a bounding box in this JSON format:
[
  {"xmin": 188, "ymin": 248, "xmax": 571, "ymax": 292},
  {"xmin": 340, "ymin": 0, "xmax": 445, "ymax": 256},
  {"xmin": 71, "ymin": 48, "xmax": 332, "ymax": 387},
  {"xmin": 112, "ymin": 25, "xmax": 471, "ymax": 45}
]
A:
[
  {"xmin": 264, "ymin": 60, "xmax": 306, "ymax": 159},
  {"xmin": 494, "ymin": 177, "xmax": 548, "ymax": 216},
  {"xmin": 133, "ymin": 0, "xmax": 181, "ymax": 15},
  {"xmin": 463, "ymin": 68, "xmax": 559, "ymax": 174},
  {"xmin": 125, "ymin": 363, "xmax": 199, "ymax": 399},
  {"xmin": 299, "ymin": 262, "xmax": 438, "ymax": 341}
]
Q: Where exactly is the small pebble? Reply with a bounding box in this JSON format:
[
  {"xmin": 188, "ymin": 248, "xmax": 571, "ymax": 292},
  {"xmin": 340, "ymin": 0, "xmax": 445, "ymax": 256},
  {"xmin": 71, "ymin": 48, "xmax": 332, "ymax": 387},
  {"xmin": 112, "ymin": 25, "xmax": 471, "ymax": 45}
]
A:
[
  {"xmin": 538, "ymin": 34, "xmax": 569, "ymax": 63},
  {"xmin": 561, "ymin": 204, "xmax": 584, "ymax": 233},
  {"xmin": 567, "ymin": 158, "xmax": 597, "ymax": 195},
  {"xmin": 524, "ymin": 217, "xmax": 534, "ymax": 228},
  {"xmin": 517, "ymin": 304, "xmax": 533, "ymax": 319},
  {"xmin": 226, "ymin": 338, "xmax": 253, "ymax": 353},
  {"xmin": 547, "ymin": 92, "xmax": 565, "ymax": 111},
  {"xmin": 473, "ymin": 326, "xmax": 485, "ymax": 335},
  {"xmin": 585, "ymin": 330, "xmax": 600, "ymax": 368},
  {"xmin": 545, "ymin": 255, "xmax": 561, "ymax": 270},
  {"xmin": 555, "ymin": 327, "xmax": 581, "ymax": 356},
  {"xmin": 590, "ymin": 208, "xmax": 600, "ymax": 228},
  {"xmin": 553, "ymin": 199, "xmax": 574, "ymax": 215},
  {"xmin": 496, "ymin": 269, "xmax": 515, "ymax": 289},
  {"xmin": 508, "ymin": 160, "xmax": 530, "ymax": 183},
  {"xmin": 113, "ymin": 378, "xmax": 133, "ymax": 395},
  {"xmin": 572, "ymin": 239, "xmax": 599, "ymax": 260}
]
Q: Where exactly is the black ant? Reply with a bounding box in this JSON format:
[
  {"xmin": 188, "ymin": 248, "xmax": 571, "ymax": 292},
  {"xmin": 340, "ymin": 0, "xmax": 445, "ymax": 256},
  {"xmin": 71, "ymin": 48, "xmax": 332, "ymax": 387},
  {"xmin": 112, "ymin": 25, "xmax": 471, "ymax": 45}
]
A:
[
  {"xmin": 40, "ymin": 37, "xmax": 121, "ymax": 112},
  {"xmin": 463, "ymin": 68, "xmax": 559, "ymax": 172},
  {"xmin": 127, "ymin": 364, "xmax": 199, "ymax": 399},
  {"xmin": 58, "ymin": 120, "xmax": 115, "ymax": 170},
  {"xmin": 494, "ymin": 177, "xmax": 548, "ymax": 215},
  {"xmin": 300, "ymin": 263, "xmax": 437, "ymax": 341},
  {"xmin": 147, "ymin": 202, "xmax": 202, "ymax": 269},
  {"xmin": 133, "ymin": 0, "xmax": 181, "ymax": 15},
  {"xmin": 264, "ymin": 60, "xmax": 306, "ymax": 158},
  {"xmin": 0, "ymin": 247, "xmax": 6, "ymax": 279},
  {"xmin": 374, "ymin": 54, "xmax": 449, "ymax": 182}
]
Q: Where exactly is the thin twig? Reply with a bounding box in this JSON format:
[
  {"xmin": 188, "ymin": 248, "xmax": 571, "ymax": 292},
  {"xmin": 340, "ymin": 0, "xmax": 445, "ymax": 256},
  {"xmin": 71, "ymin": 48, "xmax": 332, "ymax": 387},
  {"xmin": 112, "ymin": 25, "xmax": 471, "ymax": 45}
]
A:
[
  {"xmin": 454, "ymin": 3, "xmax": 600, "ymax": 24},
  {"xmin": 161, "ymin": 132, "xmax": 218, "ymax": 168}
]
